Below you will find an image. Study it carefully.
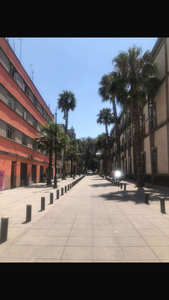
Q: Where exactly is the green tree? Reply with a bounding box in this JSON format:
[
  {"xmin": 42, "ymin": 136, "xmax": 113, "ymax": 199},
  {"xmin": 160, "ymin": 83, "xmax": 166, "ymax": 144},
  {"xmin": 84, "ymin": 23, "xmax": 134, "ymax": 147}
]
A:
[
  {"xmin": 96, "ymin": 133, "xmax": 108, "ymax": 174},
  {"xmin": 81, "ymin": 137, "xmax": 98, "ymax": 172},
  {"xmin": 35, "ymin": 122, "xmax": 67, "ymax": 185},
  {"xmin": 112, "ymin": 45, "xmax": 161, "ymax": 187},
  {"xmin": 57, "ymin": 90, "xmax": 77, "ymax": 179},
  {"xmin": 98, "ymin": 73, "xmax": 125, "ymax": 169},
  {"xmin": 97, "ymin": 108, "xmax": 114, "ymax": 174},
  {"xmin": 66, "ymin": 139, "xmax": 79, "ymax": 177}
]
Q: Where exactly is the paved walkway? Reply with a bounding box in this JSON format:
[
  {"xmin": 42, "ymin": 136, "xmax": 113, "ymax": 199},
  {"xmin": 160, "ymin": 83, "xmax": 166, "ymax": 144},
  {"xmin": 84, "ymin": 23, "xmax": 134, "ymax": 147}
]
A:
[{"xmin": 1, "ymin": 175, "xmax": 169, "ymax": 262}]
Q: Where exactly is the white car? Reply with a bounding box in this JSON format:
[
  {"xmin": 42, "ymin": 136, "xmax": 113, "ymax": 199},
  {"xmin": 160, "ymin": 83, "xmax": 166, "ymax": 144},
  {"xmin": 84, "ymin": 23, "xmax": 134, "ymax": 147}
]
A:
[{"xmin": 87, "ymin": 170, "xmax": 93, "ymax": 175}]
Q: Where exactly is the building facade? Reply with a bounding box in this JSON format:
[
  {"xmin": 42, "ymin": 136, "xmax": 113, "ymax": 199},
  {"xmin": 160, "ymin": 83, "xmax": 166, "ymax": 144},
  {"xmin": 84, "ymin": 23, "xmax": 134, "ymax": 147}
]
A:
[
  {"xmin": 0, "ymin": 37, "xmax": 55, "ymax": 189},
  {"xmin": 111, "ymin": 38, "xmax": 169, "ymax": 186}
]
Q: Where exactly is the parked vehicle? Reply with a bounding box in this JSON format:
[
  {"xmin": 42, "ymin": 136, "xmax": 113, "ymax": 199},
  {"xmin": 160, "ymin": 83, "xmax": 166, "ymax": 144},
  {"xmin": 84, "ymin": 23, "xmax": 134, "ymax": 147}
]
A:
[{"xmin": 87, "ymin": 170, "xmax": 93, "ymax": 175}]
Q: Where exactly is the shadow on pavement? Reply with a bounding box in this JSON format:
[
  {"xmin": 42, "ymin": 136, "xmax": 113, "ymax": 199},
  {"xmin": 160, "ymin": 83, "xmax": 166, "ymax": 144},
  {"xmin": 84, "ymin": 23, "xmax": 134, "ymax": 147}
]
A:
[
  {"xmin": 23, "ymin": 183, "xmax": 53, "ymax": 189},
  {"xmin": 89, "ymin": 183, "xmax": 113, "ymax": 188},
  {"xmin": 99, "ymin": 188, "xmax": 146, "ymax": 204}
]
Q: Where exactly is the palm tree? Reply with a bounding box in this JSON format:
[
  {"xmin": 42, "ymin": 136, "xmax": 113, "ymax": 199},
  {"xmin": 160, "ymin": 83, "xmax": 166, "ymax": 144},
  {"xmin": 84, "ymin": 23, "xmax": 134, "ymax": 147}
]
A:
[
  {"xmin": 57, "ymin": 90, "xmax": 77, "ymax": 179},
  {"xmin": 97, "ymin": 108, "xmax": 114, "ymax": 174},
  {"xmin": 35, "ymin": 122, "xmax": 67, "ymax": 185},
  {"xmin": 98, "ymin": 73, "xmax": 124, "ymax": 170},
  {"xmin": 96, "ymin": 133, "xmax": 108, "ymax": 174},
  {"xmin": 112, "ymin": 45, "xmax": 161, "ymax": 187}
]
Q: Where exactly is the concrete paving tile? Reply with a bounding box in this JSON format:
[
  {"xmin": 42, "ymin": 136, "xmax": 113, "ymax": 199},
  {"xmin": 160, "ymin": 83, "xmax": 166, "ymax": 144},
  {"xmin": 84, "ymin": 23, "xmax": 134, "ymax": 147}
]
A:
[
  {"xmin": 93, "ymin": 246, "xmax": 125, "ymax": 261},
  {"xmin": 61, "ymin": 246, "xmax": 92, "ymax": 261},
  {"xmin": 110, "ymin": 217, "xmax": 131, "ymax": 224},
  {"xmin": 150, "ymin": 246, "xmax": 169, "ymax": 261},
  {"xmin": 46, "ymin": 229, "xmax": 71, "ymax": 237},
  {"xmin": 1, "ymin": 245, "xmax": 37, "ymax": 258},
  {"xmin": 32, "ymin": 219, "xmax": 56, "ymax": 229},
  {"xmin": 130, "ymin": 221, "xmax": 156, "ymax": 229},
  {"xmin": 0, "ymin": 257, "xmax": 29, "ymax": 262},
  {"xmin": 159, "ymin": 228, "xmax": 169, "ymax": 237},
  {"xmin": 143, "ymin": 236, "xmax": 169, "ymax": 246},
  {"xmin": 113, "ymin": 223, "xmax": 134, "ymax": 230},
  {"xmin": 152, "ymin": 221, "xmax": 169, "ymax": 229},
  {"xmin": 114, "ymin": 229, "xmax": 140, "ymax": 237},
  {"xmin": 31, "ymin": 245, "xmax": 64, "ymax": 260},
  {"xmin": 122, "ymin": 246, "xmax": 159, "ymax": 261},
  {"xmin": 93, "ymin": 223, "xmax": 113, "ymax": 230},
  {"xmin": 56, "ymin": 218, "xmax": 75, "ymax": 224},
  {"xmin": 72, "ymin": 223, "xmax": 92, "ymax": 230},
  {"xmin": 52, "ymin": 223, "xmax": 73, "ymax": 230},
  {"xmin": 93, "ymin": 229, "xmax": 116, "ymax": 237},
  {"xmin": 137, "ymin": 228, "xmax": 165, "ymax": 237},
  {"xmin": 14, "ymin": 236, "xmax": 44, "ymax": 246},
  {"xmin": 93, "ymin": 236, "xmax": 120, "ymax": 247},
  {"xmin": 69, "ymin": 229, "xmax": 92, "ymax": 237},
  {"xmin": 67, "ymin": 236, "xmax": 92, "ymax": 246},
  {"xmin": 23, "ymin": 228, "xmax": 49, "ymax": 237},
  {"xmin": 40, "ymin": 236, "xmax": 68, "ymax": 246},
  {"xmin": 118, "ymin": 236, "xmax": 147, "ymax": 247}
]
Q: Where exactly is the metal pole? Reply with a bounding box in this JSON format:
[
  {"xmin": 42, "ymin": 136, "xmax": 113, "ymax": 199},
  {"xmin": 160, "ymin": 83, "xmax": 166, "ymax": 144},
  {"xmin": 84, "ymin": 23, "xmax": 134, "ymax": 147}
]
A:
[{"xmin": 54, "ymin": 108, "xmax": 57, "ymax": 189}]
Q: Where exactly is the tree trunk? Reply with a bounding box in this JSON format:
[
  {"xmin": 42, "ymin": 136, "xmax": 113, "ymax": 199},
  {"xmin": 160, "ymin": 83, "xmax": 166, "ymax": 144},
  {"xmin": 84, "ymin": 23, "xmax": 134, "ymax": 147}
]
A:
[
  {"xmin": 47, "ymin": 147, "xmax": 53, "ymax": 185},
  {"xmin": 105, "ymin": 123, "xmax": 111, "ymax": 175},
  {"xmin": 62, "ymin": 109, "xmax": 68, "ymax": 180},
  {"xmin": 112, "ymin": 98, "xmax": 121, "ymax": 170},
  {"xmin": 131, "ymin": 94, "xmax": 144, "ymax": 188}
]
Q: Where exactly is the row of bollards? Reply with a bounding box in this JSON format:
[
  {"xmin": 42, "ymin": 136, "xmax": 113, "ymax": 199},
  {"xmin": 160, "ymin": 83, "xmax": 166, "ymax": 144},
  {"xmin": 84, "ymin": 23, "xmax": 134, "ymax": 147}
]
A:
[
  {"xmin": 0, "ymin": 175, "xmax": 86, "ymax": 244},
  {"xmin": 111, "ymin": 178, "xmax": 126, "ymax": 191},
  {"xmin": 144, "ymin": 192, "xmax": 166, "ymax": 214},
  {"xmin": 104, "ymin": 175, "xmax": 167, "ymax": 215}
]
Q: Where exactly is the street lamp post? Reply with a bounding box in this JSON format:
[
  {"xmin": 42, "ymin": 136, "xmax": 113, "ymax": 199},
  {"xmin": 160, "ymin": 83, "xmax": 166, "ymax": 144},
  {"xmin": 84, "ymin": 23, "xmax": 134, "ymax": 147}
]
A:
[{"xmin": 53, "ymin": 107, "xmax": 57, "ymax": 189}]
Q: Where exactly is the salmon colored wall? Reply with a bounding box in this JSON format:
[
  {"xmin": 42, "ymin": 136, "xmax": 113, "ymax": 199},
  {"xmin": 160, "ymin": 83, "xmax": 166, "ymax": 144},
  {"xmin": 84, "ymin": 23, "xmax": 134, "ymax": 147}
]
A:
[
  {"xmin": 0, "ymin": 38, "xmax": 54, "ymax": 121},
  {"xmin": 0, "ymin": 136, "xmax": 52, "ymax": 163},
  {"xmin": 0, "ymin": 100, "xmax": 38, "ymax": 139},
  {"xmin": 0, "ymin": 65, "xmax": 52, "ymax": 126}
]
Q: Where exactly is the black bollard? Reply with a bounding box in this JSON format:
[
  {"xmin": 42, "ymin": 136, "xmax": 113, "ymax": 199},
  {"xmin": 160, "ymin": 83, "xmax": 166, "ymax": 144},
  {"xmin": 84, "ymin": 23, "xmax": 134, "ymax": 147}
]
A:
[
  {"xmin": 26, "ymin": 204, "xmax": 32, "ymax": 222},
  {"xmin": 160, "ymin": 197, "xmax": 166, "ymax": 214},
  {"xmin": 41, "ymin": 197, "xmax": 45, "ymax": 211},
  {"xmin": 61, "ymin": 187, "xmax": 64, "ymax": 196},
  {"xmin": 56, "ymin": 189, "xmax": 59, "ymax": 199},
  {"xmin": 120, "ymin": 182, "xmax": 122, "ymax": 189},
  {"xmin": 0, "ymin": 217, "xmax": 9, "ymax": 243},
  {"xmin": 70, "ymin": 183, "xmax": 72, "ymax": 189},
  {"xmin": 118, "ymin": 181, "xmax": 119, "ymax": 187},
  {"xmin": 50, "ymin": 193, "xmax": 53, "ymax": 204},
  {"xmin": 124, "ymin": 183, "xmax": 126, "ymax": 191},
  {"xmin": 65, "ymin": 186, "xmax": 67, "ymax": 193},
  {"xmin": 144, "ymin": 192, "xmax": 149, "ymax": 205},
  {"xmin": 68, "ymin": 184, "xmax": 69, "ymax": 191}
]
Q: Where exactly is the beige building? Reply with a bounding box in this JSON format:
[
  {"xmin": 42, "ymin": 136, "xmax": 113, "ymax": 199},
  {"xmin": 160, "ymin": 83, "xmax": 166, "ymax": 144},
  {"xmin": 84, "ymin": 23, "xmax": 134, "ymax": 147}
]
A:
[{"xmin": 111, "ymin": 38, "xmax": 169, "ymax": 186}]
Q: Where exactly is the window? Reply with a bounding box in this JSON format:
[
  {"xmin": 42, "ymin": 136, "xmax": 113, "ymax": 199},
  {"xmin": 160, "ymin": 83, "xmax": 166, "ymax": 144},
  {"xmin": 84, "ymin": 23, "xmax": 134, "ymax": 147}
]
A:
[
  {"xmin": 6, "ymin": 125, "xmax": 14, "ymax": 140},
  {"xmin": 33, "ymin": 96, "xmax": 37, "ymax": 107},
  {"xmin": 23, "ymin": 109, "xmax": 27, "ymax": 121},
  {"xmin": 22, "ymin": 134, "xmax": 27, "ymax": 146},
  {"xmin": 7, "ymin": 95, "xmax": 15, "ymax": 110},
  {"xmin": 33, "ymin": 140, "xmax": 37, "ymax": 150},
  {"xmin": 33, "ymin": 118, "xmax": 37, "ymax": 129},
  {"xmin": 23, "ymin": 83, "xmax": 26, "ymax": 92}
]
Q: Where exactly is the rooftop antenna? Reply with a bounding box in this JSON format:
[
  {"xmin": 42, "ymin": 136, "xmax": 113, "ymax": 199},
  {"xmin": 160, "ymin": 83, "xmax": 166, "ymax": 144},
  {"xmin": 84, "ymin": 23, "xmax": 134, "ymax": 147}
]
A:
[
  {"xmin": 19, "ymin": 38, "xmax": 22, "ymax": 62},
  {"xmin": 30, "ymin": 64, "xmax": 33, "ymax": 78},
  {"xmin": 13, "ymin": 38, "xmax": 15, "ymax": 53},
  {"xmin": 32, "ymin": 70, "xmax": 34, "ymax": 82}
]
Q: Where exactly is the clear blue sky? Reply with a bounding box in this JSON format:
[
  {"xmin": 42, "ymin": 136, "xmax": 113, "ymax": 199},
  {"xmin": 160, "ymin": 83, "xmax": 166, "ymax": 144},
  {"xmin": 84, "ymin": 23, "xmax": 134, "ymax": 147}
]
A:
[{"xmin": 9, "ymin": 37, "xmax": 157, "ymax": 139}]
